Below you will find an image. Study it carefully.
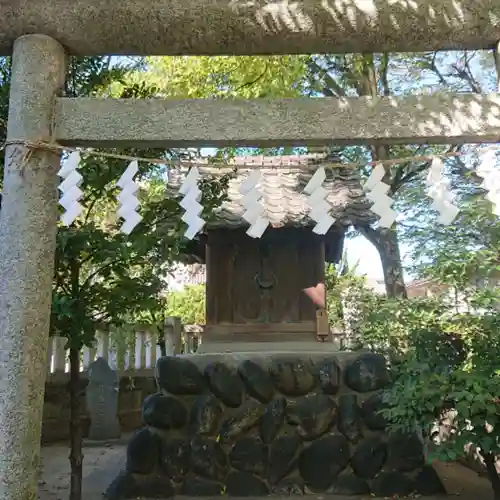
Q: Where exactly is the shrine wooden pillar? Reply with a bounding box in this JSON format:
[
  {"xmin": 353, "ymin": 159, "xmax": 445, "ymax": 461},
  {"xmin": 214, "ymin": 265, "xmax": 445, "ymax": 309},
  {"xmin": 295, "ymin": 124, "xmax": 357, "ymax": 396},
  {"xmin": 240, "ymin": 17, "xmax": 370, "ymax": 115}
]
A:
[{"xmin": 0, "ymin": 35, "xmax": 66, "ymax": 500}]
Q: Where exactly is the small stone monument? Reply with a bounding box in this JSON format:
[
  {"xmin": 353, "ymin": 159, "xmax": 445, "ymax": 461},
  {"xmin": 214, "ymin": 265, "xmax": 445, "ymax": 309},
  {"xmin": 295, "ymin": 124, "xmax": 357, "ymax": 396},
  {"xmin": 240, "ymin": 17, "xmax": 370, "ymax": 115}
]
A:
[{"xmin": 86, "ymin": 357, "xmax": 121, "ymax": 440}]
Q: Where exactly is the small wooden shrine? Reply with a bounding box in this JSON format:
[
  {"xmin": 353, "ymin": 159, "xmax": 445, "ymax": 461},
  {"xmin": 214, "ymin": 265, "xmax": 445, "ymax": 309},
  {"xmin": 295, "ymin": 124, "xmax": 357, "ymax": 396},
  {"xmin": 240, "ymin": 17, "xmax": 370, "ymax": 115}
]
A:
[{"xmin": 175, "ymin": 155, "xmax": 373, "ymax": 342}]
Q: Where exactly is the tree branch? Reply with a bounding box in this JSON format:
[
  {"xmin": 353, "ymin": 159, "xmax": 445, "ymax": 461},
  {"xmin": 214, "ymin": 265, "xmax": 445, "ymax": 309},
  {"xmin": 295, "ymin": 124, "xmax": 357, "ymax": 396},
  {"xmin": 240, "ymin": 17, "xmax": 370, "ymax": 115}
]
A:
[
  {"xmin": 308, "ymin": 59, "xmax": 348, "ymax": 97},
  {"xmin": 451, "ymin": 51, "xmax": 482, "ymax": 93},
  {"xmin": 429, "ymin": 52, "xmax": 448, "ymax": 86}
]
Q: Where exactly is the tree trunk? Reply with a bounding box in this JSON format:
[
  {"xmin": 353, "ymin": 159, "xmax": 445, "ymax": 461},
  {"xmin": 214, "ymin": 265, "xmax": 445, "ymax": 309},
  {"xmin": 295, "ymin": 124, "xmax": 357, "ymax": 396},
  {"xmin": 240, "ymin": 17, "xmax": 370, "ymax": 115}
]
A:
[
  {"xmin": 352, "ymin": 58, "xmax": 408, "ymax": 299},
  {"xmin": 69, "ymin": 346, "xmax": 83, "ymax": 500},
  {"xmin": 357, "ymin": 225, "xmax": 407, "ymax": 298},
  {"xmin": 482, "ymin": 452, "xmax": 500, "ymax": 500}
]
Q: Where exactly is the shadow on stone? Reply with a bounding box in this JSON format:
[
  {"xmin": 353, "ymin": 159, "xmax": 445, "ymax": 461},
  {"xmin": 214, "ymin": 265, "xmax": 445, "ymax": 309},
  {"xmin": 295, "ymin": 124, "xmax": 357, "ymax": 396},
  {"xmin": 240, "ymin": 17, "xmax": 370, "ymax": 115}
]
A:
[
  {"xmin": 386, "ymin": 430, "xmax": 424, "ymax": 472},
  {"xmin": 219, "ymin": 400, "xmax": 264, "ymax": 443},
  {"xmin": 329, "ymin": 472, "xmax": 370, "ymax": 495},
  {"xmin": 180, "ymin": 473, "xmax": 224, "ymax": 496},
  {"xmin": 261, "ymin": 396, "xmax": 287, "ymax": 444},
  {"xmin": 160, "ymin": 438, "xmax": 190, "ymax": 482},
  {"xmin": 338, "ymin": 393, "xmax": 362, "ymax": 442},
  {"xmin": 156, "ymin": 356, "xmax": 205, "ymax": 394},
  {"xmin": 271, "ymin": 357, "xmax": 317, "ymax": 396},
  {"xmin": 344, "ymin": 353, "xmax": 390, "ymax": 393},
  {"xmin": 205, "ymin": 361, "xmax": 245, "ymax": 408},
  {"xmin": 142, "ymin": 393, "xmax": 187, "ymax": 430},
  {"xmin": 371, "ymin": 471, "xmax": 414, "ymax": 497},
  {"xmin": 226, "ymin": 471, "xmax": 269, "ymax": 496},
  {"xmin": 316, "ymin": 358, "xmax": 342, "ymax": 395},
  {"xmin": 126, "ymin": 428, "xmax": 160, "ymax": 475},
  {"xmin": 190, "ymin": 394, "xmax": 223, "ymax": 435},
  {"xmin": 415, "ymin": 465, "xmax": 446, "ymax": 495},
  {"xmin": 190, "ymin": 435, "xmax": 227, "ymax": 481},
  {"xmin": 230, "ymin": 437, "xmax": 268, "ymax": 476},
  {"xmin": 360, "ymin": 392, "xmax": 387, "ymax": 430},
  {"xmin": 287, "ymin": 394, "xmax": 338, "ymax": 440},
  {"xmin": 299, "ymin": 435, "xmax": 350, "ymax": 490},
  {"xmin": 351, "ymin": 436, "xmax": 387, "ymax": 480},
  {"xmin": 268, "ymin": 435, "xmax": 302, "ymax": 484},
  {"xmin": 238, "ymin": 359, "xmax": 274, "ymax": 403}
]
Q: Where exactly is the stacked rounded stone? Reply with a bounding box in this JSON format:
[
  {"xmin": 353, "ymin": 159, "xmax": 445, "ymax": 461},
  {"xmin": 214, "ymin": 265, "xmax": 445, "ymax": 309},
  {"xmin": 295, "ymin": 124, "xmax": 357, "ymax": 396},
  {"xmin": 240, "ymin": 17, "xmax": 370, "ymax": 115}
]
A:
[
  {"xmin": 105, "ymin": 353, "xmax": 445, "ymax": 499},
  {"xmin": 156, "ymin": 356, "xmax": 206, "ymax": 395},
  {"xmin": 343, "ymin": 352, "xmax": 391, "ymax": 392}
]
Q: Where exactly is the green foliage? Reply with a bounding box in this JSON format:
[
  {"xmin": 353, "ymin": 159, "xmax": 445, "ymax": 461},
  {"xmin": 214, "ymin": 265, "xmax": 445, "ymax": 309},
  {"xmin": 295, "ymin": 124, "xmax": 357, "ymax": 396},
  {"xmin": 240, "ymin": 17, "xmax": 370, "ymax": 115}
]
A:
[
  {"xmin": 324, "ymin": 260, "xmax": 374, "ymax": 329},
  {"xmin": 354, "ymin": 295, "xmax": 450, "ymax": 360},
  {"xmin": 166, "ymin": 284, "xmax": 206, "ymax": 325},
  {"xmin": 381, "ymin": 311, "xmax": 500, "ymax": 464},
  {"xmin": 352, "ymin": 287, "xmax": 500, "ymax": 491},
  {"xmin": 144, "ymin": 55, "xmax": 309, "ymax": 98}
]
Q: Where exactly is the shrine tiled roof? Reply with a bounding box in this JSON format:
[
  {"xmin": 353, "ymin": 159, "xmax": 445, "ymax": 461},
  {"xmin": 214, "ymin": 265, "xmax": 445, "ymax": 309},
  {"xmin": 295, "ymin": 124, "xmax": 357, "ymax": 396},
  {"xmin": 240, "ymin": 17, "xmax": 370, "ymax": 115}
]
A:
[{"xmin": 169, "ymin": 154, "xmax": 374, "ymax": 229}]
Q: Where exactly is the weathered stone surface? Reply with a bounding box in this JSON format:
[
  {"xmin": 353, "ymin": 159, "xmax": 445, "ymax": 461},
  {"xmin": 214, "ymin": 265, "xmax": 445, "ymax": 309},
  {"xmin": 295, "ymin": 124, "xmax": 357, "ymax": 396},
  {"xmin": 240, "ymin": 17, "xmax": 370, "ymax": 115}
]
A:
[
  {"xmin": 0, "ymin": 34, "xmax": 67, "ymax": 500},
  {"xmin": 371, "ymin": 471, "xmax": 414, "ymax": 497},
  {"xmin": 190, "ymin": 435, "xmax": 227, "ymax": 481},
  {"xmin": 271, "ymin": 357, "xmax": 317, "ymax": 396},
  {"xmin": 299, "ymin": 435, "xmax": 350, "ymax": 490},
  {"xmin": 87, "ymin": 357, "xmax": 121, "ymax": 440},
  {"xmin": 261, "ymin": 397, "xmax": 287, "ymax": 444},
  {"xmin": 229, "ymin": 437, "xmax": 267, "ymax": 476},
  {"xmin": 316, "ymin": 358, "xmax": 342, "ymax": 395},
  {"xmin": 219, "ymin": 400, "xmax": 264, "ymax": 443},
  {"xmin": 126, "ymin": 428, "xmax": 160, "ymax": 474},
  {"xmin": 142, "ymin": 393, "xmax": 187, "ymax": 430},
  {"xmin": 160, "ymin": 438, "xmax": 190, "ymax": 482},
  {"xmin": 287, "ymin": 395, "xmax": 338, "ymax": 440},
  {"xmin": 104, "ymin": 470, "xmax": 138, "ymax": 500},
  {"xmin": 360, "ymin": 393, "xmax": 387, "ymax": 430},
  {"xmin": 268, "ymin": 435, "xmax": 303, "ymax": 484},
  {"xmin": 130, "ymin": 473, "xmax": 175, "ymax": 498},
  {"xmin": 329, "ymin": 472, "xmax": 370, "ymax": 495},
  {"xmin": 156, "ymin": 356, "xmax": 204, "ymax": 395},
  {"xmin": 338, "ymin": 394, "xmax": 362, "ymax": 442},
  {"xmin": 271, "ymin": 478, "xmax": 305, "ymax": 496},
  {"xmin": 344, "ymin": 353, "xmax": 390, "ymax": 393},
  {"xmin": 180, "ymin": 474, "xmax": 224, "ymax": 496},
  {"xmin": 4, "ymin": 3, "xmax": 500, "ymax": 57},
  {"xmin": 351, "ymin": 436, "xmax": 387, "ymax": 480},
  {"xmin": 190, "ymin": 394, "xmax": 222, "ymax": 435},
  {"xmin": 57, "ymin": 94, "xmax": 500, "ymax": 150},
  {"xmin": 205, "ymin": 362, "xmax": 245, "ymax": 408},
  {"xmin": 386, "ymin": 431, "xmax": 424, "ymax": 472},
  {"xmin": 415, "ymin": 466, "xmax": 446, "ymax": 495},
  {"xmin": 226, "ymin": 471, "xmax": 270, "ymax": 496},
  {"xmin": 238, "ymin": 360, "xmax": 274, "ymax": 403}
]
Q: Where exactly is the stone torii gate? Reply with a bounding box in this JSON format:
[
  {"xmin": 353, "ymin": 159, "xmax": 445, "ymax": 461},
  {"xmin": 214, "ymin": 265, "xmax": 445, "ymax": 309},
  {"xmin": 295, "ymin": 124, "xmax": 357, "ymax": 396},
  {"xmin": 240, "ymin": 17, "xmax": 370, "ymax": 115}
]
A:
[{"xmin": 0, "ymin": 2, "xmax": 500, "ymax": 499}]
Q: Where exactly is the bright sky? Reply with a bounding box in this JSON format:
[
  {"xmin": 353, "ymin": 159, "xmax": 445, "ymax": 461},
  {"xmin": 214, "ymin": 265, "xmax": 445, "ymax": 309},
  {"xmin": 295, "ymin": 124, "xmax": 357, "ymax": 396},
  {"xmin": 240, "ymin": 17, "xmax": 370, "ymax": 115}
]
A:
[
  {"xmin": 345, "ymin": 236, "xmax": 382, "ymax": 279},
  {"xmin": 344, "ymin": 236, "xmax": 411, "ymax": 280}
]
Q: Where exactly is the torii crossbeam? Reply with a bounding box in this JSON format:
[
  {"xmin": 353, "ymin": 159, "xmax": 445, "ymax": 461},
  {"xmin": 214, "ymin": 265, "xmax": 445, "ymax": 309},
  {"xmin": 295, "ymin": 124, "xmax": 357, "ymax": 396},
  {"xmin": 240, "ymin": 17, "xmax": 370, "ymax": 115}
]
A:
[{"xmin": 0, "ymin": 0, "xmax": 499, "ymax": 55}]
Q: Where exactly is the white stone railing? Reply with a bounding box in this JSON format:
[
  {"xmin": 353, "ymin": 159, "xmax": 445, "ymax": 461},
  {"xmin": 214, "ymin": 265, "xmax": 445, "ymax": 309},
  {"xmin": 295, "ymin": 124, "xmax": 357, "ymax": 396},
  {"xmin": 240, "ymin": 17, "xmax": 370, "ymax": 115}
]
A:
[
  {"xmin": 46, "ymin": 321, "xmax": 201, "ymax": 381},
  {"xmin": 46, "ymin": 329, "xmax": 161, "ymax": 380}
]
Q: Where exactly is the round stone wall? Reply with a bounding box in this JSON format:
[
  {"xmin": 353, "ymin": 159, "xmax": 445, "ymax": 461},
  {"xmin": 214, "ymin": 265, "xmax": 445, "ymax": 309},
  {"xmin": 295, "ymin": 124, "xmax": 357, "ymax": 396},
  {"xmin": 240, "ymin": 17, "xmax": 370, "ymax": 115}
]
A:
[{"xmin": 106, "ymin": 352, "xmax": 444, "ymax": 498}]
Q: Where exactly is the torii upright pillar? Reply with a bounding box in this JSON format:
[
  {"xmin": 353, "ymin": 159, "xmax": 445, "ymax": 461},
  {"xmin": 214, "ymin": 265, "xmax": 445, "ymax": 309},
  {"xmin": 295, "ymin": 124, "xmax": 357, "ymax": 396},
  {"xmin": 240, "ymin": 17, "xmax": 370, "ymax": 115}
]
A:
[{"xmin": 0, "ymin": 35, "xmax": 66, "ymax": 500}]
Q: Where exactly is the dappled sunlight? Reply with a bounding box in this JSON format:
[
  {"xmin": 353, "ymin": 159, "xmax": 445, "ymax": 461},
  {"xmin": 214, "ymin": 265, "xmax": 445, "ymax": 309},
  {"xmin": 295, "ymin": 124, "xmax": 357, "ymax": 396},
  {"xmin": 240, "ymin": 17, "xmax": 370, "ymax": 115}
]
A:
[
  {"xmin": 55, "ymin": 92, "xmax": 500, "ymax": 148},
  {"xmin": 223, "ymin": 0, "xmax": 500, "ymax": 54},
  {"xmin": 1, "ymin": 0, "xmax": 500, "ymax": 55}
]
